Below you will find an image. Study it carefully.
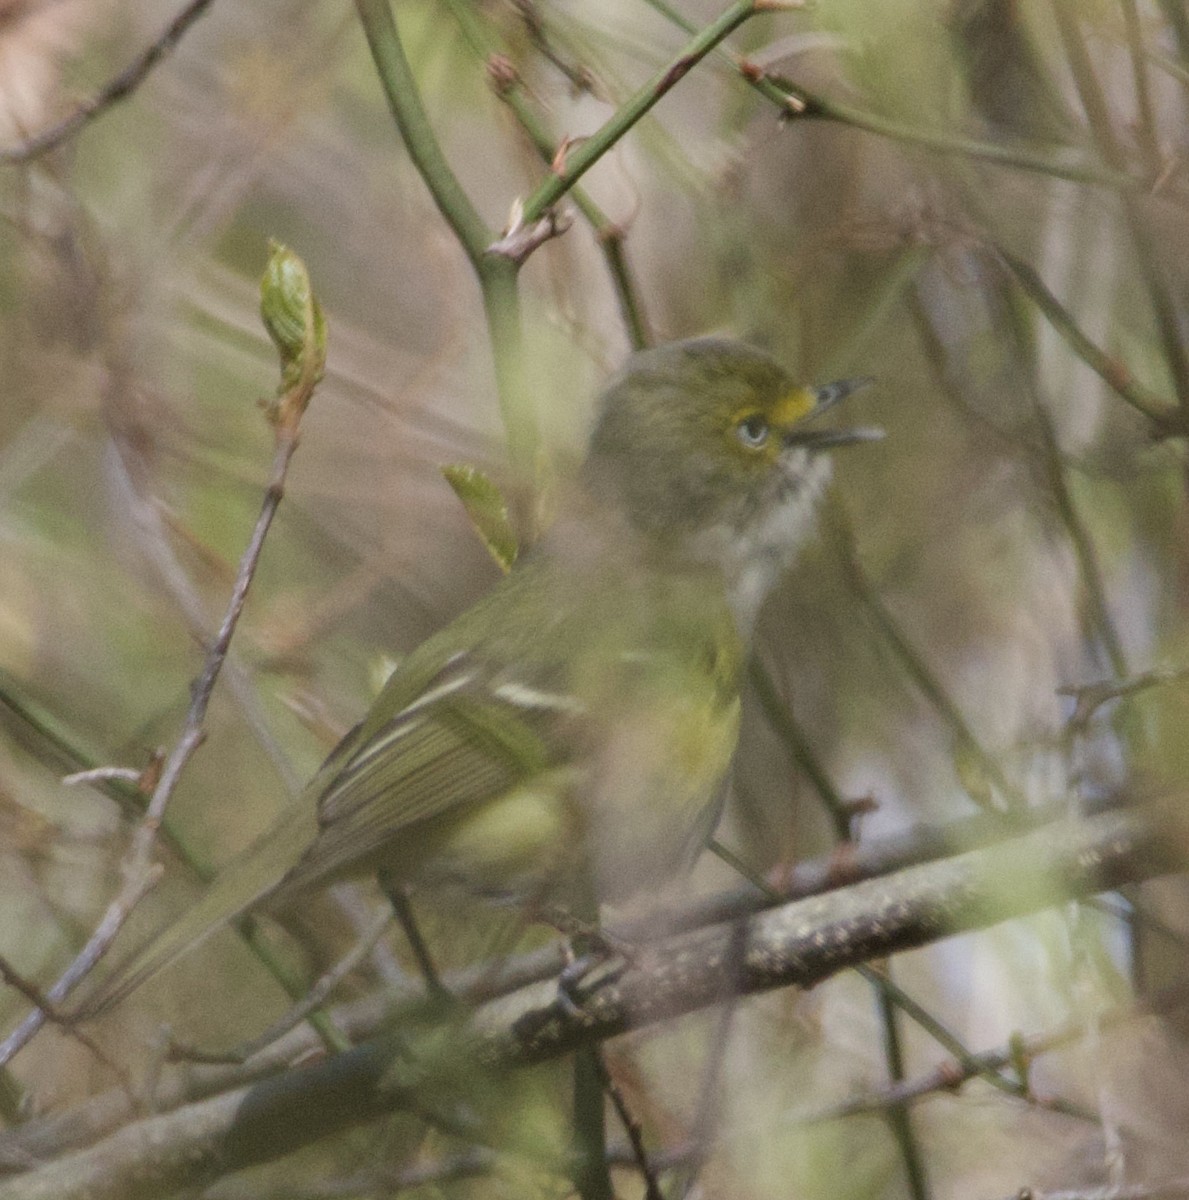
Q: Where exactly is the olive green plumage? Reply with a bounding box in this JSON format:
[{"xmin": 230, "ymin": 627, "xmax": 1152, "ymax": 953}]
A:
[{"xmin": 81, "ymin": 337, "xmax": 874, "ymax": 1013}]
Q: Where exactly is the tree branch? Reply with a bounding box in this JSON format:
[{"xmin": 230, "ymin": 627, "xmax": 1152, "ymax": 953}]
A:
[
  {"xmin": 0, "ymin": 796, "xmax": 1127, "ymax": 1168},
  {"xmin": 0, "ymin": 807, "xmax": 1172, "ymax": 1200},
  {"xmin": 0, "ymin": 0, "xmax": 219, "ymax": 163},
  {"xmin": 513, "ymin": 0, "xmax": 766, "ymax": 230}
]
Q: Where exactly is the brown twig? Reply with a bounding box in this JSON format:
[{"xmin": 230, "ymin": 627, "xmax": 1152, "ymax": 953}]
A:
[
  {"xmin": 797, "ymin": 998, "xmax": 1147, "ymax": 1125},
  {"xmin": 1004, "ymin": 1178, "xmax": 1189, "ymax": 1200},
  {"xmin": 0, "ymin": 958, "xmax": 134, "ymax": 1097},
  {"xmin": 0, "ymin": 0, "xmax": 219, "ymax": 163},
  {"xmin": 0, "ymin": 391, "xmax": 311, "ymax": 1069},
  {"xmin": 168, "ymin": 908, "xmax": 392, "ymax": 1067},
  {"xmin": 0, "ymin": 800, "xmax": 1127, "ymax": 1169},
  {"xmin": 598, "ymin": 1055, "xmax": 664, "ymax": 1200}
]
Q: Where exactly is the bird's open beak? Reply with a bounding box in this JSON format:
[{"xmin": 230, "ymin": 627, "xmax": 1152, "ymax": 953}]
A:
[{"xmin": 783, "ymin": 377, "xmax": 882, "ymax": 451}]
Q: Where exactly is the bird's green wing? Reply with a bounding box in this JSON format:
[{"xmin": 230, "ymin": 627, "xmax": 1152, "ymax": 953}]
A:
[
  {"xmin": 75, "ymin": 641, "xmax": 581, "ymax": 1015},
  {"xmin": 276, "ymin": 649, "xmax": 579, "ymax": 895}
]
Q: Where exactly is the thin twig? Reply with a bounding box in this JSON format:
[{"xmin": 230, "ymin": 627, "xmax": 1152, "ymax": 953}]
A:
[
  {"xmin": 1050, "ymin": 0, "xmax": 1189, "ymax": 409},
  {"xmin": 1059, "ymin": 665, "xmax": 1189, "ymax": 731},
  {"xmin": 747, "ymin": 661, "xmax": 932, "ymax": 1195},
  {"xmin": 830, "ymin": 505, "xmax": 1026, "ymax": 810},
  {"xmin": 515, "ymin": 0, "xmax": 767, "ymax": 228},
  {"xmin": 169, "ymin": 908, "xmax": 393, "ymax": 1066},
  {"xmin": 0, "ymin": 866, "xmax": 161, "ymax": 1068},
  {"xmin": 443, "ymin": 0, "xmax": 652, "ymax": 347},
  {"xmin": 0, "ymin": 0, "xmax": 219, "ymax": 162},
  {"xmin": 805, "ymin": 987, "xmax": 1189, "ymax": 1125},
  {"xmin": 855, "ymin": 963, "xmax": 1081, "ymax": 1112},
  {"xmin": 639, "ymin": 0, "xmax": 1135, "ymax": 190},
  {"xmin": 1004, "ymin": 1181, "xmax": 1189, "ymax": 1200},
  {"xmin": 0, "ymin": 799, "xmax": 1128, "ymax": 1167},
  {"xmin": 671, "ymin": 930, "xmax": 742, "ymax": 1199},
  {"xmin": 599, "ymin": 1056, "xmax": 664, "ymax": 1200},
  {"xmin": 1029, "ymin": 396, "xmax": 1128, "ymax": 678},
  {"xmin": 997, "ymin": 249, "xmax": 1180, "ymax": 432},
  {"xmin": 987, "ymin": 269, "xmax": 1131, "ymax": 680},
  {"xmin": 717, "ymin": 821, "xmax": 1089, "ymax": 1118},
  {"xmin": 510, "ymin": 0, "xmax": 599, "ymax": 97},
  {"xmin": 354, "ymin": 0, "xmax": 534, "ymax": 482},
  {"xmin": 871, "ymin": 965, "xmax": 931, "ymax": 1200},
  {"xmin": 0, "ymin": 958, "xmax": 134, "ymax": 1096},
  {"xmin": 1120, "ymin": 0, "xmax": 1164, "ymax": 176},
  {"xmin": 0, "ymin": 420, "xmax": 306, "ymax": 1068},
  {"xmin": 747, "ymin": 660, "xmax": 855, "ymax": 839}
]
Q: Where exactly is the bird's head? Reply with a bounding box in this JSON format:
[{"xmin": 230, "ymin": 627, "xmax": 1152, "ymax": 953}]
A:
[{"xmin": 583, "ymin": 338, "xmax": 877, "ymax": 621}]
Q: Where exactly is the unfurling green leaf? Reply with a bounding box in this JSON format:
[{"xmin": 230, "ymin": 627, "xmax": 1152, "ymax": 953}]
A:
[
  {"xmin": 954, "ymin": 736, "xmax": 996, "ymax": 812},
  {"xmin": 260, "ymin": 240, "xmax": 327, "ymax": 429},
  {"xmin": 442, "ymin": 464, "xmax": 519, "ymax": 573}
]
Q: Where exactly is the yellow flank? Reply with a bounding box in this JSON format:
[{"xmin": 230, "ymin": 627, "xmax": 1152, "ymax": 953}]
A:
[{"xmin": 416, "ymin": 768, "xmax": 584, "ymax": 898}]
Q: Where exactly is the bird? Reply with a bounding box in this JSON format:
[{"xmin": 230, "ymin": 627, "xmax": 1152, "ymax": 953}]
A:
[{"xmin": 78, "ymin": 336, "xmax": 876, "ymax": 1014}]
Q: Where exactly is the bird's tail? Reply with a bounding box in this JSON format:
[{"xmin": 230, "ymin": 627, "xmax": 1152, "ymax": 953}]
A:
[{"xmin": 72, "ymin": 809, "xmax": 317, "ymax": 1018}]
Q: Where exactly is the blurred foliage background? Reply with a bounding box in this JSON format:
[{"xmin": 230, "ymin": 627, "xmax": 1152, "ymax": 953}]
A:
[{"xmin": 2, "ymin": 0, "xmax": 1189, "ymax": 1197}]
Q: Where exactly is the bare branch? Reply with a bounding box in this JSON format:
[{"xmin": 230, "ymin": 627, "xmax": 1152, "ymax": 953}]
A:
[
  {"xmin": 0, "ymin": 807, "xmax": 1171, "ymax": 1200},
  {"xmin": 0, "ymin": 267, "xmax": 320, "ymax": 1065},
  {"xmin": 0, "ymin": 798, "xmax": 1130, "ymax": 1168},
  {"xmin": 0, "ymin": 0, "xmax": 219, "ymax": 163}
]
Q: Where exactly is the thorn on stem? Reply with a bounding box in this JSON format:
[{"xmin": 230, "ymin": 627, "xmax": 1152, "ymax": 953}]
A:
[
  {"xmin": 937, "ymin": 1060, "xmax": 965, "ymax": 1091},
  {"xmin": 658, "ymin": 54, "xmax": 696, "ymax": 95},
  {"xmin": 486, "ymin": 53, "xmax": 519, "ymax": 95},
  {"xmin": 487, "ymin": 206, "xmax": 573, "ymax": 264},
  {"xmin": 550, "ymin": 134, "xmax": 586, "ymax": 177}
]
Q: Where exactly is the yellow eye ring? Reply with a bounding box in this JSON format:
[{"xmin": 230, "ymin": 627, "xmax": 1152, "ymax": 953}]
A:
[{"xmin": 736, "ymin": 414, "xmax": 770, "ymax": 449}]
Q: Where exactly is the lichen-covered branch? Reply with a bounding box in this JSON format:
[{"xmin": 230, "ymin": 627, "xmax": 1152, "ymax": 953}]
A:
[{"xmin": 0, "ymin": 807, "xmax": 1171, "ymax": 1200}]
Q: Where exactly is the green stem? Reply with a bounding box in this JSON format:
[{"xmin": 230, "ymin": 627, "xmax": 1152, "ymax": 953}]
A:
[
  {"xmin": 354, "ymin": 0, "xmax": 536, "ymax": 479},
  {"xmin": 999, "ymin": 249, "xmax": 1179, "ymax": 431},
  {"xmin": 355, "ymin": 0, "xmax": 491, "ymax": 265},
  {"xmin": 518, "ymin": 0, "xmax": 763, "ymax": 225},
  {"xmin": 1144, "ymin": 45, "xmax": 1189, "ymax": 89},
  {"xmin": 573, "ymin": 1047, "xmax": 614, "ymax": 1200},
  {"xmin": 830, "ymin": 509, "xmax": 1024, "ymax": 812},
  {"xmin": 441, "ymin": 0, "xmax": 651, "ymax": 349},
  {"xmin": 0, "ymin": 680, "xmax": 350, "ymax": 1056},
  {"xmin": 1051, "ymin": 0, "xmax": 1189, "ymax": 408},
  {"xmin": 1120, "ymin": 0, "xmax": 1163, "ymax": 175},
  {"xmin": 1034, "ymin": 399, "xmax": 1129, "ymax": 679},
  {"xmin": 873, "ymin": 974, "xmax": 931, "ymax": 1200},
  {"xmin": 478, "ymin": 257, "xmax": 537, "ymax": 480},
  {"xmin": 1156, "ymin": 0, "xmax": 1189, "ymax": 57},
  {"xmin": 748, "ymin": 660, "xmax": 852, "ymax": 839},
  {"xmin": 817, "ymin": 245, "xmax": 933, "ymax": 380},
  {"xmin": 598, "ymin": 230, "xmax": 651, "ymax": 350},
  {"xmin": 640, "ymin": 0, "xmax": 1134, "ymax": 191}
]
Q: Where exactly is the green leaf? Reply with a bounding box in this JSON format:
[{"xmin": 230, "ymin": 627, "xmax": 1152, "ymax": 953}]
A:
[
  {"xmin": 442, "ymin": 464, "xmax": 519, "ymax": 573},
  {"xmin": 259, "ymin": 240, "xmax": 327, "ymax": 428}
]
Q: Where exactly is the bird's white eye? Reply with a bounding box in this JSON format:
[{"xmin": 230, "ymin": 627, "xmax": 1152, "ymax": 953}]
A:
[{"xmin": 736, "ymin": 414, "xmax": 770, "ymax": 448}]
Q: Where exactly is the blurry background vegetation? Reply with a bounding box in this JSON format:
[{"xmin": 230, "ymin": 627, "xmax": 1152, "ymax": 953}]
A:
[{"xmin": 1, "ymin": 0, "xmax": 1189, "ymax": 1197}]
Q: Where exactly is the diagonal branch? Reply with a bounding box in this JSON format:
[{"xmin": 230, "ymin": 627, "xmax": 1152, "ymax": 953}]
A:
[
  {"xmin": 0, "ymin": 796, "xmax": 1126, "ymax": 1169},
  {"xmin": 0, "ymin": 0, "xmax": 218, "ymax": 163},
  {"xmin": 514, "ymin": 0, "xmax": 767, "ymax": 230},
  {"xmin": 0, "ymin": 806, "xmax": 1172, "ymax": 1200}
]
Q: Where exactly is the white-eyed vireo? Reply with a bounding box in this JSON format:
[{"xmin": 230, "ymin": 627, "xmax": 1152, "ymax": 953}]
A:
[{"xmin": 84, "ymin": 337, "xmax": 875, "ymax": 1011}]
